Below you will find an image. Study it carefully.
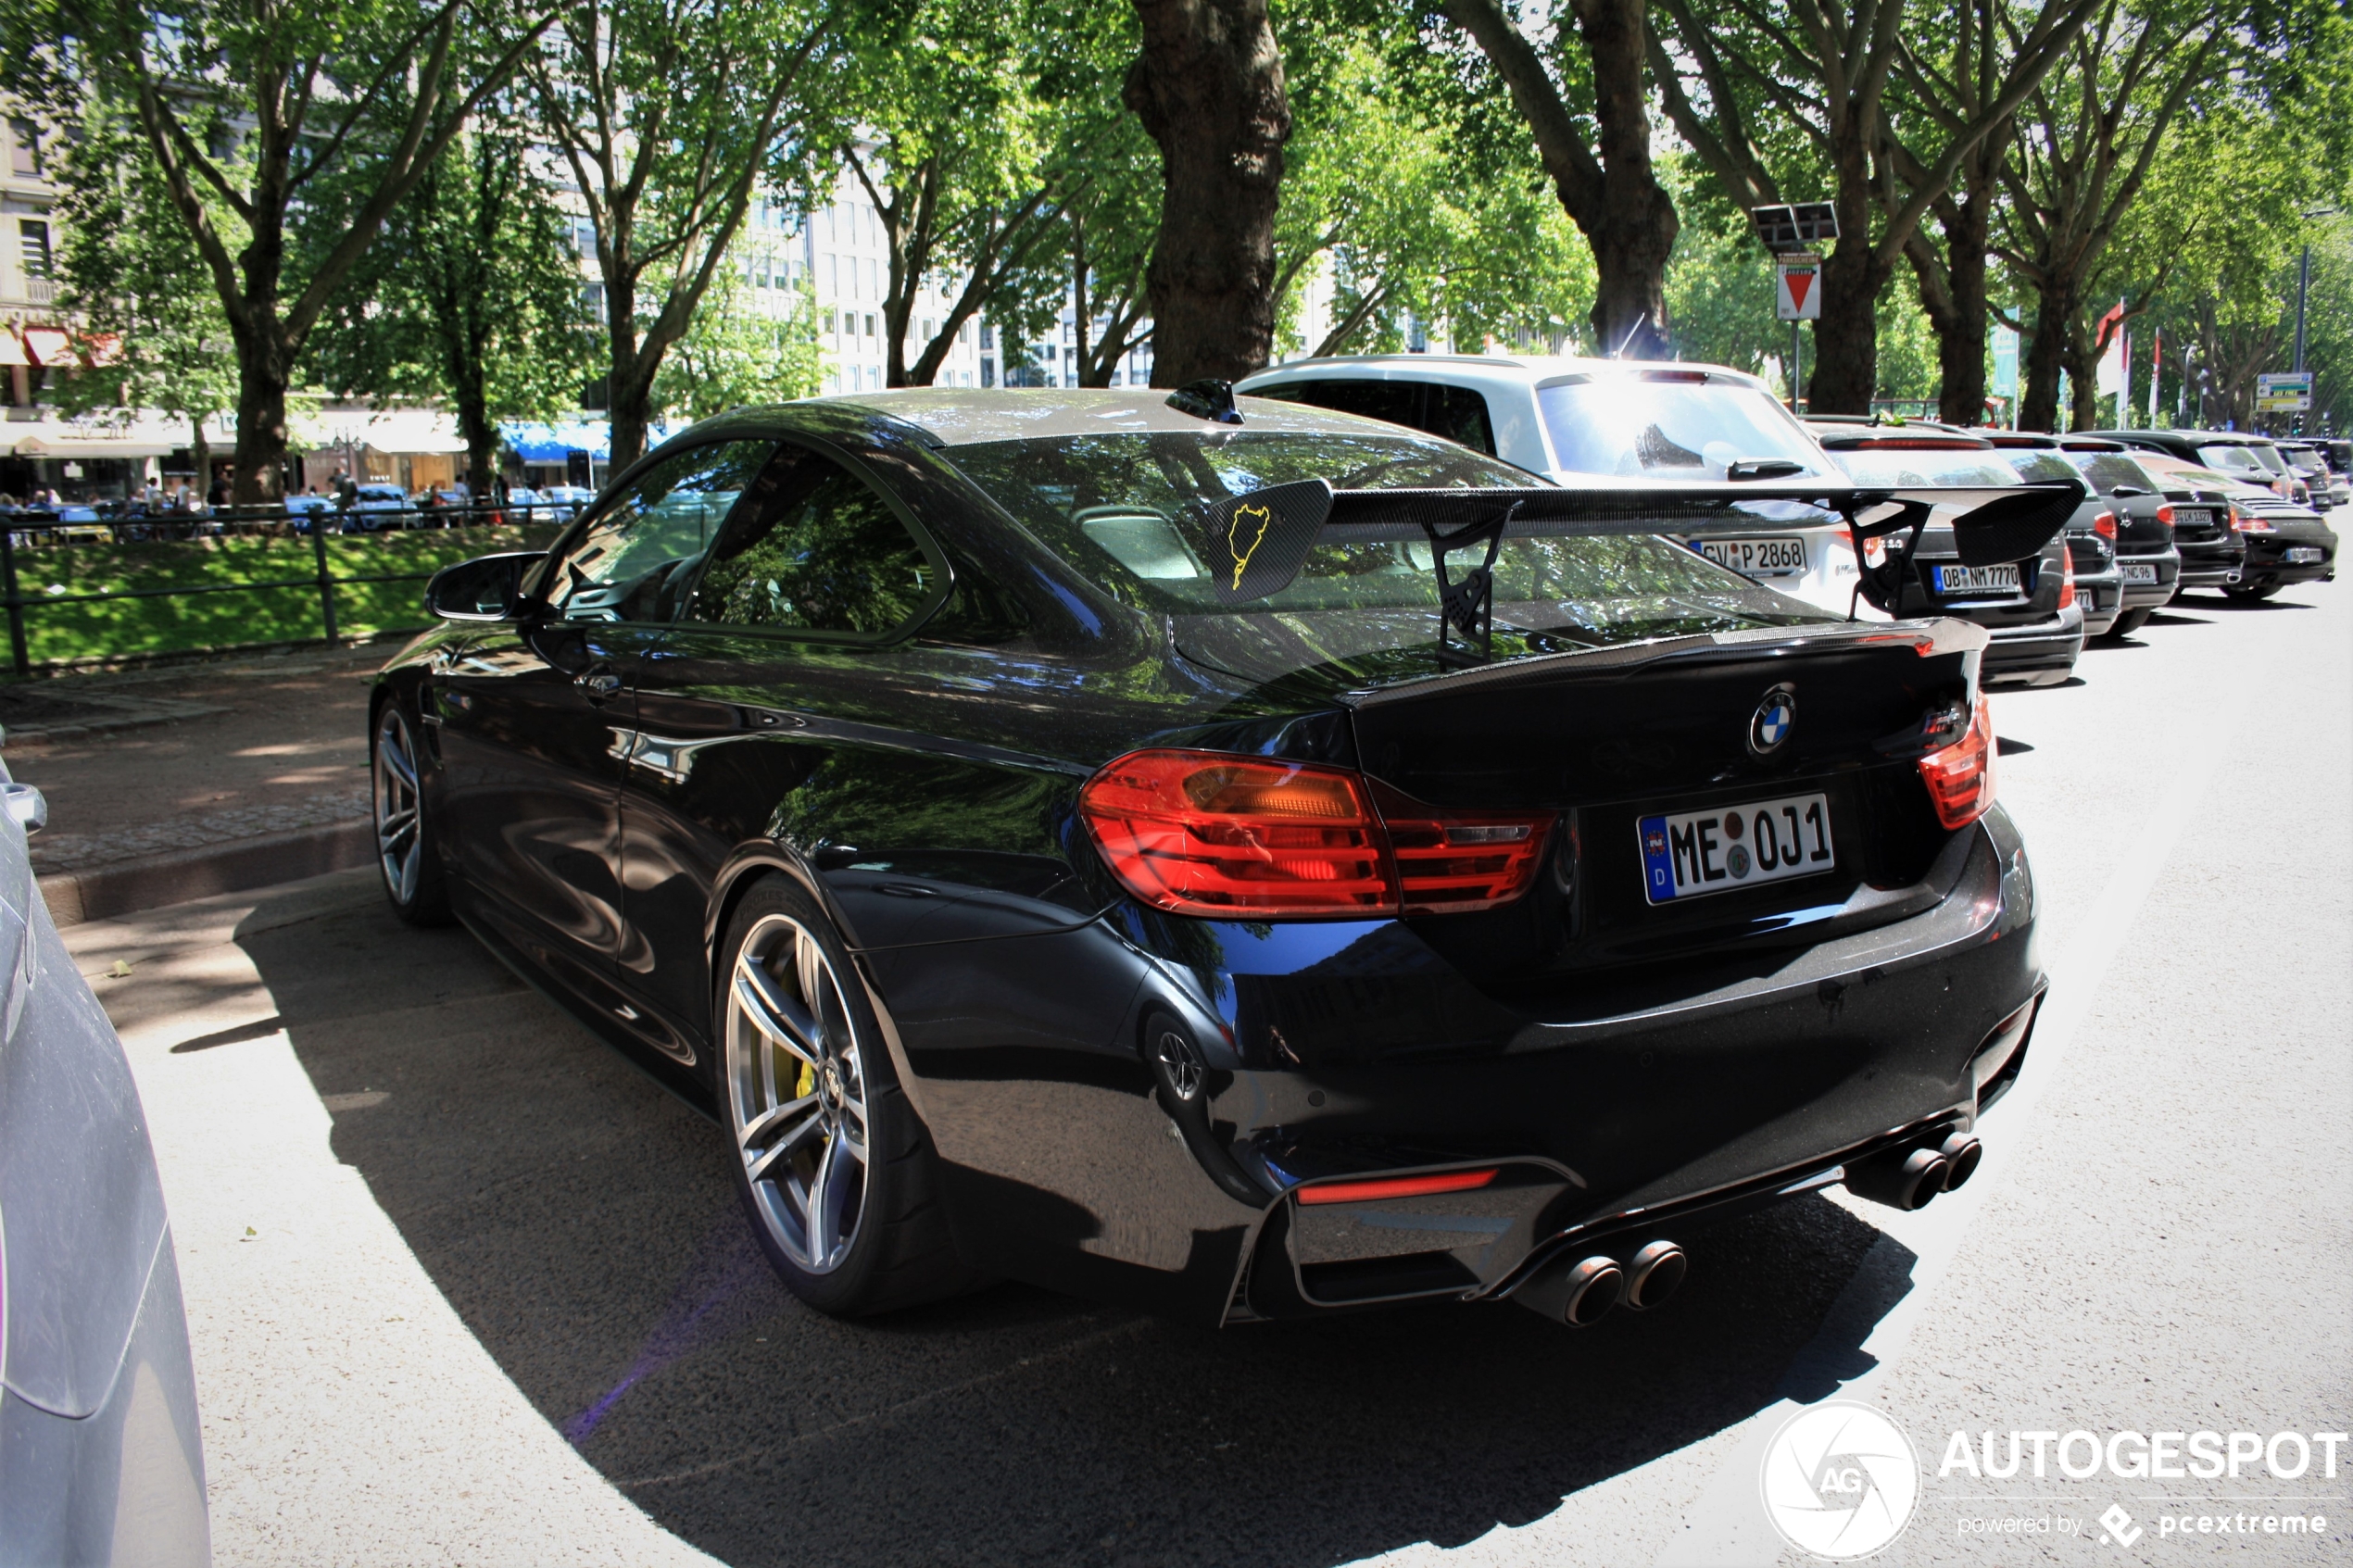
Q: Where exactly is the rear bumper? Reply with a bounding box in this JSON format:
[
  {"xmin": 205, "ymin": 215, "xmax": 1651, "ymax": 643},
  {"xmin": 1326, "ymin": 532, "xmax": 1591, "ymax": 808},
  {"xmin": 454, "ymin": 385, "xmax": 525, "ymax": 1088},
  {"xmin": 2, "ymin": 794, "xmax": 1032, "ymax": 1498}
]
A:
[
  {"xmin": 2114, "ymin": 548, "xmax": 2181, "ymax": 610},
  {"xmin": 2233, "ymin": 531, "xmax": 2338, "ymax": 588},
  {"xmin": 1978, "ymin": 607, "xmax": 2085, "ymax": 685},
  {"xmin": 884, "ymin": 806, "xmax": 2045, "ymax": 1323},
  {"xmin": 2070, "ymin": 557, "xmax": 2126, "ymax": 634}
]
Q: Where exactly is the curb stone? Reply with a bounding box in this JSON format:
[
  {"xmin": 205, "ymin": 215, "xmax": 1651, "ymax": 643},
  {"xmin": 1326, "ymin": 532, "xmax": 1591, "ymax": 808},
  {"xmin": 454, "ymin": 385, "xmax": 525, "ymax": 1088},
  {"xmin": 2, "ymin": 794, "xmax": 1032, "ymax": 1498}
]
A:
[{"xmin": 39, "ymin": 818, "xmax": 374, "ymax": 927}]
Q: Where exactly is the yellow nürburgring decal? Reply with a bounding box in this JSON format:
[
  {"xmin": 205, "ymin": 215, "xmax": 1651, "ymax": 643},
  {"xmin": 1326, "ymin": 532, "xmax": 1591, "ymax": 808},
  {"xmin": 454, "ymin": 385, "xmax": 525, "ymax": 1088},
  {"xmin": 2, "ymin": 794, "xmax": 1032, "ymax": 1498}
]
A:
[{"xmin": 1229, "ymin": 503, "xmax": 1274, "ymax": 590}]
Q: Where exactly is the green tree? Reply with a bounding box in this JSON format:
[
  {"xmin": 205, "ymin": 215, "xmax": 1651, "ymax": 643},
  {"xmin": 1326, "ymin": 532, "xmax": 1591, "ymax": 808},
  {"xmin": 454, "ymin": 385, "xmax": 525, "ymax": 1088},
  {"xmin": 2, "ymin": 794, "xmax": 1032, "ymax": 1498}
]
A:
[
  {"xmin": 654, "ymin": 268, "xmax": 824, "ymax": 420},
  {"xmin": 1271, "ymin": 41, "xmax": 1592, "ymax": 358},
  {"xmin": 1427, "ymin": 0, "xmax": 1680, "ymax": 359},
  {"xmin": 49, "ymin": 99, "xmax": 238, "ymax": 480},
  {"xmin": 308, "ymin": 116, "xmax": 598, "ymax": 495},
  {"xmin": 842, "ymin": 0, "xmax": 1078, "ymax": 388},
  {"xmin": 1650, "ymin": 0, "xmax": 2098, "ymax": 413},
  {"xmin": 528, "ymin": 0, "xmax": 844, "ymax": 467},
  {"xmin": 6, "ymin": 0, "xmax": 558, "ymax": 500}
]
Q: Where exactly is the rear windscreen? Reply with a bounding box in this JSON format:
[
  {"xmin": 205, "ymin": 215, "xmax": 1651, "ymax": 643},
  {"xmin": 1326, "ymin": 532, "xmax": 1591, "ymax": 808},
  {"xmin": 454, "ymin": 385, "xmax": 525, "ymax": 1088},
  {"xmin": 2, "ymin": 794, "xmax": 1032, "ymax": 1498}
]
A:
[
  {"xmin": 2000, "ymin": 451, "xmax": 2080, "ymax": 483},
  {"xmin": 2067, "ymin": 452, "xmax": 2161, "ymax": 494},
  {"xmin": 945, "ymin": 432, "xmax": 1748, "ymax": 613},
  {"xmin": 1828, "ymin": 446, "xmax": 2015, "ymax": 486},
  {"xmin": 2197, "ymin": 445, "xmax": 2270, "ymax": 477},
  {"xmin": 1536, "ymin": 380, "xmax": 1833, "ymax": 481}
]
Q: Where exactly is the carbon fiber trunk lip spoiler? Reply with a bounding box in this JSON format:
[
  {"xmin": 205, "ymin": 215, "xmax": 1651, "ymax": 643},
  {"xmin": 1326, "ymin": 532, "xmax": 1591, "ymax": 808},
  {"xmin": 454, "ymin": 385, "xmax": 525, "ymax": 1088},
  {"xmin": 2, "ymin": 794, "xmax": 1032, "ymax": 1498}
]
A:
[
  {"xmin": 1196, "ymin": 477, "xmax": 2083, "ymax": 666},
  {"xmin": 1342, "ymin": 615, "xmax": 1993, "ymax": 709}
]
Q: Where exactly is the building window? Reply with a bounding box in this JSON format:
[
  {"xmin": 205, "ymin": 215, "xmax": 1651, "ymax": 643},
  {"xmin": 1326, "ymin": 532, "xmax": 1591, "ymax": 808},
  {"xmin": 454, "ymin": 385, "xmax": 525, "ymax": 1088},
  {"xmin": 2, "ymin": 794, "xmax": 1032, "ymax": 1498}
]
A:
[
  {"xmin": 864, "ymin": 313, "xmax": 876, "ymax": 341},
  {"xmin": 981, "ymin": 357, "xmax": 995, "ymax": 388},
  {"xmin": 8, "ymin": 119, "xmax": 40, "ymax": 177},
  {"xmin": 19, "ymin": 219, "xmax": 54, "ymax": 280}
]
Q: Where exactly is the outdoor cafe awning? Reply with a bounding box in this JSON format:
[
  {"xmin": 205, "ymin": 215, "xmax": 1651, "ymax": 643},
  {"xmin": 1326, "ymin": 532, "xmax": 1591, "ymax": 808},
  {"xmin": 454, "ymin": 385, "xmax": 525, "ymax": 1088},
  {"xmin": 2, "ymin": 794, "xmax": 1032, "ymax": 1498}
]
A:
[
  {"xmin": 501, "ymin": 420, "xmax": 613, "ymax": 462},
  {"xmin": 0, "ymin": 331, "xmax": 28, "ymax": 368}
]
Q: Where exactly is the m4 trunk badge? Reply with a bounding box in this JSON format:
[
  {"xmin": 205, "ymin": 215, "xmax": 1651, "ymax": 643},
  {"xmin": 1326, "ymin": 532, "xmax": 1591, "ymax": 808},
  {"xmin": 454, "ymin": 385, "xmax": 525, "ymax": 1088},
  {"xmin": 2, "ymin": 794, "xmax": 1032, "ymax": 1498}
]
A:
[{"xmin": 1750, "ymin": 684, "xmax": 1797, "ymax": 756}]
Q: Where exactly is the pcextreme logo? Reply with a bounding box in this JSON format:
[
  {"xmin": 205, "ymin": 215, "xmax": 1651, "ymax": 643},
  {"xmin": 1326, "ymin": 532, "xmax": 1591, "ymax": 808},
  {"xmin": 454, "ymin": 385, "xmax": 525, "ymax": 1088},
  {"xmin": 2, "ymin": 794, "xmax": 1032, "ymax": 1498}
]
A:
[
  {"xmin": 1759, "ymin": 1402, "xmax": 1921, "ymax": 1560},
  {"xmin": 1227, "ymin": 502, "xmax": 1273, "ymax": 590}
]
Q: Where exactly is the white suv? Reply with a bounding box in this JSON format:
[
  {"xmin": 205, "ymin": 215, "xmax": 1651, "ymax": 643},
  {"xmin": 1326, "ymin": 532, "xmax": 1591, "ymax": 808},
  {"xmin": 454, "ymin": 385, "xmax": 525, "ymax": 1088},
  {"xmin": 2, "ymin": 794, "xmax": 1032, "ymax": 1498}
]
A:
[{"xmin": 1236, "ymin": 355, "xmax": 1872, "ymax": 616}]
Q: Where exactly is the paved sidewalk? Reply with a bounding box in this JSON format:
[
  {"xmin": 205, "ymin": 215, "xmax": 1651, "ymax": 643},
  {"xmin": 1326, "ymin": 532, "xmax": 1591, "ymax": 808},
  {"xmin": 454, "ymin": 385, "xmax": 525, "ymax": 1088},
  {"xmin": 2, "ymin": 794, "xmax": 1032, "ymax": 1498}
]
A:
[{"xmin": 0, "ymin": 642, "xmax": 391, "ymax": 916}]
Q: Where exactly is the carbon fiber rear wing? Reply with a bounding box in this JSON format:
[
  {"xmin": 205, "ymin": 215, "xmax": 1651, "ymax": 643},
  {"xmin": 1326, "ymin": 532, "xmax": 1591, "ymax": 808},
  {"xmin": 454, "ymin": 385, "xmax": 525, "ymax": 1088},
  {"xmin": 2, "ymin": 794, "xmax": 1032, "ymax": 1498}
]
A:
[{"xmin": 1196, "ymin": 477, "xmax": 2082, "ymax": 667}]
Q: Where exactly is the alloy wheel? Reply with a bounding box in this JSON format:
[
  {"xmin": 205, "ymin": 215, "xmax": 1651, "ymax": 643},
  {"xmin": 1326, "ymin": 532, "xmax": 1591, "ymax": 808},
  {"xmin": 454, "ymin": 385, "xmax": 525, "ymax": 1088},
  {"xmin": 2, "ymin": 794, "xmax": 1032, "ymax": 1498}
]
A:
[
  {"xmin": 373, "ymin": 707, "xmax": 424, "ymax": 904},
  {"xmin": 725, "ymin": 913, "xmax": 871, "ymax": 1274}
]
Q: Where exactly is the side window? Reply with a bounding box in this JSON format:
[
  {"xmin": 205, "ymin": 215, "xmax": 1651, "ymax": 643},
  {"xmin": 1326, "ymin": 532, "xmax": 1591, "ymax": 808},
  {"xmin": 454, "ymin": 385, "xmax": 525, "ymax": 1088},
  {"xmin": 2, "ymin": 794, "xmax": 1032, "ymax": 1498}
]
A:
[
  {"xmin": 1427, "ymin": 385, "xmax": 1497, "ymax": 456},
  {"xmin": 1286, "ymin": 379, "xmax": 1496, "ymax": 456},
  {"xmin": 683, "ymin": 445, "xmax": 939, "ymax": 638},
  {"xmin": 546, "ymin": 442, "xmax": 773, "ymax": 621}
]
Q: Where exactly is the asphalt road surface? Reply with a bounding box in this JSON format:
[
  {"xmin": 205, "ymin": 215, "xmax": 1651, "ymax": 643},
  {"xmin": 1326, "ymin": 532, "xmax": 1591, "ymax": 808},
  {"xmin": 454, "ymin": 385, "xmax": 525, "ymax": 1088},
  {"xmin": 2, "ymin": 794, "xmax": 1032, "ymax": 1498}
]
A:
[{"xmin": 69, "ymin": 559, "xmax": 2350, "ymax": 1568}]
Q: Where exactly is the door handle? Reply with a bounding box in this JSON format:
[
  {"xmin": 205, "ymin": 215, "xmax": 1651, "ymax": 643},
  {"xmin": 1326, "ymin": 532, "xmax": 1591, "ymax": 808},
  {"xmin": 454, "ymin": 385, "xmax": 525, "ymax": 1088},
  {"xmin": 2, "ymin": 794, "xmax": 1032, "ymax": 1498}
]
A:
[{"xmin": 577, "ymin": 668, "xmax": 623, "ymax": 700}]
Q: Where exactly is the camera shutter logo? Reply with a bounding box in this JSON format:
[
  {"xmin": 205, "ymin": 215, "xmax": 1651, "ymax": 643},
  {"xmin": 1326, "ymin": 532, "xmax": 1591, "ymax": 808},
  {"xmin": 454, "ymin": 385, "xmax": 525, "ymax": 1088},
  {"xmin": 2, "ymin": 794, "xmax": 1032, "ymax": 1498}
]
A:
[{"xmin": 1759, "ymin": 1402, "xmax": 1920, "ymax": 1559}]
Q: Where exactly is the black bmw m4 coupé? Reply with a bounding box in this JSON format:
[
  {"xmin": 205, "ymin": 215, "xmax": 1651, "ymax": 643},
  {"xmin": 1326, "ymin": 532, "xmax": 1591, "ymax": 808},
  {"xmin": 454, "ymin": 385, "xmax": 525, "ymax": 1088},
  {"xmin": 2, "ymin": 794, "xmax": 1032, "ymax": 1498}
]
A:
[{"xmin": 372, "ymin": 387, "xmax": 2052, "ymax": 1328}]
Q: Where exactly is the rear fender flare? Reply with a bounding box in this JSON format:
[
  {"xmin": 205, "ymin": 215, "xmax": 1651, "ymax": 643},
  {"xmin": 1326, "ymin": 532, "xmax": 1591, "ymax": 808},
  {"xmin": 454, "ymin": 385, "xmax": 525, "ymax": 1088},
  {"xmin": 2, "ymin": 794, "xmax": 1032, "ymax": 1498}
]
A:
[{"xmin": 702, "ymin": 842, "xmax": 937, "ymax": 1129}]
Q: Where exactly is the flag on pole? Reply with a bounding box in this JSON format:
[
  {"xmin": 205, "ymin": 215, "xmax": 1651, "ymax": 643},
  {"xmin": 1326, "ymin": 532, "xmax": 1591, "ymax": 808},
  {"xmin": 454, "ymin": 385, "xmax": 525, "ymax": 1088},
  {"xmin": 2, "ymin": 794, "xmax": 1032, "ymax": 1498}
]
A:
[{"xmin": 2095, "ymin": 301, "xmax": 2127, "ymax": 397}]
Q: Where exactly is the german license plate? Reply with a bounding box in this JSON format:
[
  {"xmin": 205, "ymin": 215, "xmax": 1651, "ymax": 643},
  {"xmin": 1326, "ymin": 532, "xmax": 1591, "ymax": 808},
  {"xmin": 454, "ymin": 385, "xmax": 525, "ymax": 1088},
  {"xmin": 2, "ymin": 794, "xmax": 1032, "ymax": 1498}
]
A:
[
  {"xmin": 1691, "ymin": 536, "xmax": 1806, "ymax": 577},
  {"xmin": 2285, "ymin": 546, "xmax": 2324, "ymax": 563},
  {"xmin": 1637, "ymin": 792, "xmax": 1834, "ymax": 904},
  {"xmin": 1932, "ymin": 563, "xmax": 2021, "ymax": 596},
  {"xmin": 2120, "ymin": 561, "xmax": 2159, "ymax": 583},
  {"xmin": 2171, "ymin": 507, "xmax": 2213, "ymax": 527}
]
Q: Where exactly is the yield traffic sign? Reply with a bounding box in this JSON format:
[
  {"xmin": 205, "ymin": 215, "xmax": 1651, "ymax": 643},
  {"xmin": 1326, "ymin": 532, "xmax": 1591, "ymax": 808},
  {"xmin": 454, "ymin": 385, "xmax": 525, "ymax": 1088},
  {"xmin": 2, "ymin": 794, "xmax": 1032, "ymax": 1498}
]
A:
[{"xmin": 1776, "ymin": 254, "xmax": 1822, "ymax": 320}]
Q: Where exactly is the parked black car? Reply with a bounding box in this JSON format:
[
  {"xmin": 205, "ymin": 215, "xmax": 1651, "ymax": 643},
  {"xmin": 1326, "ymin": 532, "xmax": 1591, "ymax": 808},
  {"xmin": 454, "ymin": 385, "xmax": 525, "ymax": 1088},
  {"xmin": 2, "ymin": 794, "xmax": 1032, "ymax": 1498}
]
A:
[
  {"xmin": 2084, "ymin": 430, "xmax": 2301, "ymax": 505},
  {"xmin": 372, "ymin": 390, "xmax": 2053, "ymax": 1327},
  {"xmin": 1807, "ymin": 423, "xmax": 2083, "ymax": 685},
  {"xmin": 1976, "ymin": 433, "xmax": 2127, "ymax": 638},
  {"xmin": 2206, "ymin": 487, "xmax": 2339, "ymax": 600},
  {"xmin": 2051, "ymin": 439, "xmax": 2183, "ymax": 637}
]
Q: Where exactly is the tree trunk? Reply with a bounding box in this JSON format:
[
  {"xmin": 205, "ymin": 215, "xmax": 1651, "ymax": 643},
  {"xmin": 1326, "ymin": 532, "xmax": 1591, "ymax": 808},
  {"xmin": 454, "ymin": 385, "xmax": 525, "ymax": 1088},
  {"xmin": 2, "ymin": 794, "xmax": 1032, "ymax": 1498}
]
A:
[
  {"xmin": 231, "ymin": 332, "xmax": 293, "ymax": 505},
  {"xmin": 1124, "ymin": 0, "xmax": 1291, "ymax": 386},
  {"xmin": 1805, "ymin": 139, "xmax": 1886, "ymax": 415},
  {"xmin": 2065, "ymin": 317, "xmax": 2100, "ymax": 432},
  {"xmin": 1911, "ymin": 184, "xmax": 1994, "ymax": 425},
  {"xmin": 2018, "ymin": 282, "xmax": 2073, "ymax": 433},
  {"xmin": 1447, "ymin": 0, "xmax": 1675, "ymax": 359},
  {"xmin": 1573, "ymin": 0, "xmax": 1677, "ymax": 358},
  {"xmin": 605, "ymin": 274, "xmax": 651, "ymax": 470}
]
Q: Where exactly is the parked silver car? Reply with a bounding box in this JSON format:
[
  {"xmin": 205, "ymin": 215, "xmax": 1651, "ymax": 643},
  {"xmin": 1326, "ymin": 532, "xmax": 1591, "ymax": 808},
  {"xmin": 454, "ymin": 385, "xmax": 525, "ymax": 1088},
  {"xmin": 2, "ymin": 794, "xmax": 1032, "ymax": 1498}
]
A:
[{"xmin": 0, "ymin": 760, "xmax": 209, "ymax": 1565}]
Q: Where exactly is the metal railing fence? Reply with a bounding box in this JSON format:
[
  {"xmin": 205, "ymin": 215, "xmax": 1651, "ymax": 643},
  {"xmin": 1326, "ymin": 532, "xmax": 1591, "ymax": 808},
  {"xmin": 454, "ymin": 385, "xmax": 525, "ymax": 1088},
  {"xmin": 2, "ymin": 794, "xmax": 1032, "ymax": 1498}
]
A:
[{"xmin": 0, "ymin": 501, "xmax": 575, "ymax": 677}]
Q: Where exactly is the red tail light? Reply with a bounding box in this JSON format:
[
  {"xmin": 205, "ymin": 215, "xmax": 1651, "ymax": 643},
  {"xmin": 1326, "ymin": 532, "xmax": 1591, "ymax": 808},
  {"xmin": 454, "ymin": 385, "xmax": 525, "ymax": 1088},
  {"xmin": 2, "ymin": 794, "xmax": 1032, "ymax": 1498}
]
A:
[
  {"xmin": 1919, "ymin": 693, "xmax": 1997, "ymax": 830},
  {"xmin": 2093, "ymin": 510, "xmax": 2117, "ymax": 540},
  {"xmin": 2057, "ymin": 548, "xmax": 2076, "ymax": 608},
  {"xmin": 2156, "ymin": 502, "xmax": 2175, "ymax": 526},
  {"xmin": 2233, "ymin": 504, "xmax": 2273, "ymax": 533},
  {"xmin": 1297, "ymin": 1168, "xmax": 1499, "ymax": 1205},
  {"xmin": 1077, "ymin": 750, "xmax": 1551, "ymax": 918}
]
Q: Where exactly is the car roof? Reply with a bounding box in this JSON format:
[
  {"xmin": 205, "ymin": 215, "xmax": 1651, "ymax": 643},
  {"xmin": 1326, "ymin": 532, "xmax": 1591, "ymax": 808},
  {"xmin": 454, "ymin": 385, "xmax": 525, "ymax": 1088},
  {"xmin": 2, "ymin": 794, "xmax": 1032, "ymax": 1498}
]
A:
[
  {"xmin": 1235, "ymin": 353, "xmax": 1770, "ymax": 395},
  {"xmin": 806, "ymin": 387, "xmax": 1416, "ymax": 447},
  {"xmin": 1804, "ymin": 421, "xmax": 1994, "ymax": 448}
]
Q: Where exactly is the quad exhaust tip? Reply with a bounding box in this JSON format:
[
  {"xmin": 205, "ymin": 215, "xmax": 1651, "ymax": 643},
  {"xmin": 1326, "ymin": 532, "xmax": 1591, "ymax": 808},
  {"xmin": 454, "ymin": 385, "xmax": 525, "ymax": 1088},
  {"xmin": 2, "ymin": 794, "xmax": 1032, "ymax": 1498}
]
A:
[
  {"xmin": 1843, "ymin": 1131, "xmax": 1985, "ymax": 1211},
  {"xmin": 1516, "ymin": 1240, "xmax": 1685, "ymax": 1326},
  {"xmin": 1624, "ymin": 1240, "xmax": 1688, "ymax": 1311}
]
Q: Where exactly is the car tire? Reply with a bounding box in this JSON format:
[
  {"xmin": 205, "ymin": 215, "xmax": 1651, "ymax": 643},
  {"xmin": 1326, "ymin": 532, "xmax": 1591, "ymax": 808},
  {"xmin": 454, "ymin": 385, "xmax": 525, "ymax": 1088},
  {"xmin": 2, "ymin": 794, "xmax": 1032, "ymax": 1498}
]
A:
[
  {"xmin": 2102, "ymin": 607, "xmax": 2153, "ymax": 637},
  {"xmin": 372, "ymin": 700, "xmax": 451, "ymax": 926},
  {"xmin": 2222, "ymin": 583, "xmax": 2279, "ymax": 602},
  {"xmin": 715, "ymin": 877, "xmax": 984, "ymax": 1317}
]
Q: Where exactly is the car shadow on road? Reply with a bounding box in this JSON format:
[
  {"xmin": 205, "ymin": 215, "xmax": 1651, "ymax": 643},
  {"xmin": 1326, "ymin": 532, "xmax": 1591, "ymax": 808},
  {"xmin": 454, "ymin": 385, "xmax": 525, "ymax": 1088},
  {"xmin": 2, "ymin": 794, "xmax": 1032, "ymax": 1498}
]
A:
[{"xmin": 241, "ymin": 881, "xmax": 1893, "ymax": 1568}]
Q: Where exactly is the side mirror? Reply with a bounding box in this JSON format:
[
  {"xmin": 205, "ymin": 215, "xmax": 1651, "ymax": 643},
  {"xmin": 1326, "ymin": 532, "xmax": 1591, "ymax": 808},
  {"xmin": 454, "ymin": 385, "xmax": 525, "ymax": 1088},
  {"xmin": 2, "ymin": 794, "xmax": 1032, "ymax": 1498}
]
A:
[{"xmin": 425, "ymin": 552, "xmax": 545, "ymax": 621}]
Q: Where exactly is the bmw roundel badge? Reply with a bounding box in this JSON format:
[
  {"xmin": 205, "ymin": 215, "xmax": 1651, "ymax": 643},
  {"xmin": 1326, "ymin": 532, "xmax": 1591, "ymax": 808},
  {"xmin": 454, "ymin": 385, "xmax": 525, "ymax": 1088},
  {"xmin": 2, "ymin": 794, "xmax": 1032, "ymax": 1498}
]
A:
[{"xmin": 1749, "ymin": 684, "xmax": 1796, "ymax": 756}]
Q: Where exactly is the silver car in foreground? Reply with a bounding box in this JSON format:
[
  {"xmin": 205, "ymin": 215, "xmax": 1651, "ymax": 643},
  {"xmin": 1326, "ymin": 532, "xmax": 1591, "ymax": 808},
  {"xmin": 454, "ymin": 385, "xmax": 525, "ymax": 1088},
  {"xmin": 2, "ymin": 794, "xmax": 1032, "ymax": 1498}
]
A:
[{"xmin": 0, "ymin": 759, "xmax": 209, "ymax": 1565}]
